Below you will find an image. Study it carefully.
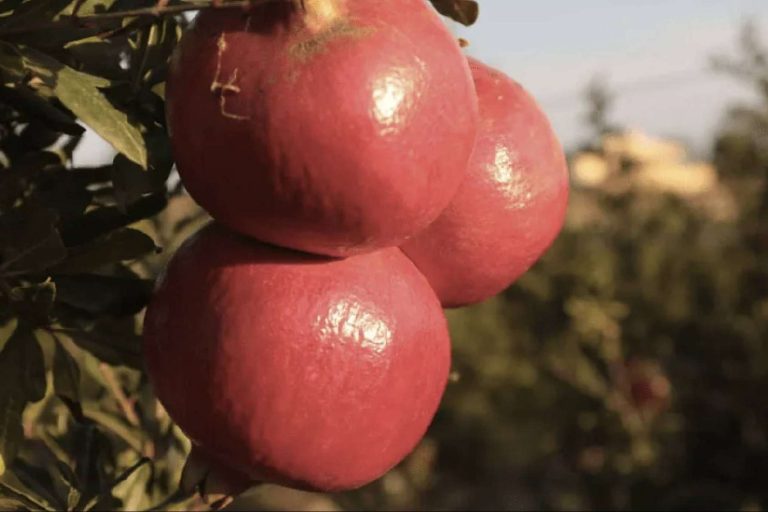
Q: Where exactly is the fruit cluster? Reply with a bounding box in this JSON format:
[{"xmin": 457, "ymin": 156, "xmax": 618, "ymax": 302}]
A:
[{"xmin": 142, "ymin": 0, "xmax": 569, "ymax": 496}]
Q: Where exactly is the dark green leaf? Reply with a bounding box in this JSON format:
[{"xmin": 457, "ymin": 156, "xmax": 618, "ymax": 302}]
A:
[
  {"xmin": 53, "ymin": 338, "xmax": 81, "ymax": 403},
  {"xmin": 130, "ymin": 17, "xmax": 182, "ymax": 89},
  {"xmin": 0, "ymin": 202, "xmax": 66, "ymax": 274},
  {"xmin": 9, "ymin": 457, "xmax": 65, "ymax": 511},
  {"xmin": 111, "ymin": 152, "xmax": 171, "ymax": 210},
  {"xmin": 0, "ymin": 85, "xmax": 83, "ymax": 135},
  {"xmin": 35, "ymin": 171, "xmax": 93, "ymax": 223},
  {"xmin": 52, "ymin": 460, "xmax": 83, "ymax": 510},
  {"xmin": 0, "ymin": 325, "xmax": 47, "ymax": 474},
  {"xmin": 0, "ymin": 479, "xmax": 54, "ymax": 511},
  {"xmin": 55, "ymin": 460, "xmax": 80, "ymax": 491},
  {"xmin": 10, "ymin": 280, "xmax": 56, "ymax": 326},
  {"xmin": 0, "ymin": 0, "xmax": 74, "ymax": 26},
  {"xmin": 53, "ymin": 228, "xmax": 158, "ymax": 274},
  {"xmin": 83, "ymin": 410, "xmax": 144, "ymax": 453},
  {"xmin": 65, "ymin": 36, "xmax": 131, "ymax": 82},
  {"xmin": 66, "ymin": 327, "xmax": 143, "ymax": 370},
  {"xmin": 430, "ymin": 0, "xmax": 480, "ymax": 26},
  {"xmin": 17, "ymin": 122, "xmax": 62, "ymax": 151},
  {"xmin": 59, "ymin": 193, "xmax": 166, "ymax": 247},
  {"xmin": 58, "ymin": 395, "xmax": 86, "ymax": 425},
  {"xmin": 0, "ymin": 392, "xmax": 23, "ymax": 478},
  {"xmin": 4, "ymin": 326, "xmax": 46, "ymax": 403},
  {"xmin": 0, "ymin": 41, "xmax": 25, "ymax": 81},
  {"xmin": 0, "ymin": 0, "xmax": 24, "ymax": 15},
  {"xmin": 55, "ymin": 274, "xmax": 153, "ymax": 318},
  {"xmin": 72, "ymin": 423, "xmax": 113, "ymax": 497}
]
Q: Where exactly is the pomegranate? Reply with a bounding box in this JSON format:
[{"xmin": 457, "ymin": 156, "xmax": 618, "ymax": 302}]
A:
[
  {"xmin": 142, "ymin": 224, "xmax": 451, "ymax": 491},
  {"xmin": 166, "ymin": 0, "xmax": 478, "ymax": 257},
  {"xmin": 402, "ymin": 58, "xmax": 570, "ymax": 308}
]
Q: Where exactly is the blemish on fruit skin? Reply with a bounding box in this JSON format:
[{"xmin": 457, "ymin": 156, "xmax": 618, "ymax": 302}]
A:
[
  {"xmin": 210, "ymin": 34, "xmax": 249, "ymax": 121},
  {"xmin": 289, "ymin": 21, "xmax": 375, "ymax": 62},
  {"xmin": 316, "ymin": 298, "xmax": 393, "ymax": 355}
]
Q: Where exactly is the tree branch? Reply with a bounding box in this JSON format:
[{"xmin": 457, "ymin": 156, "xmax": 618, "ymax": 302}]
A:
[{"xmin": 0, "ymin": 0, "xmax": 288, "ymax": 38}]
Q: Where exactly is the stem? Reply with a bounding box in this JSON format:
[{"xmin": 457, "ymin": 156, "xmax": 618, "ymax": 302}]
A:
[{"xmin": 294, "ymin": 0, "xmax": 345, "ymax": 32}]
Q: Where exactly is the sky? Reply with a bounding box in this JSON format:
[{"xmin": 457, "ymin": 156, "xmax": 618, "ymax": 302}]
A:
[
  {"xmin": 456, "ymin": 0, "xmax": 768, "ymax": 153},
  {"xmin": 74, "ymin": 0, "xmax": 768, "ymax": 166}
]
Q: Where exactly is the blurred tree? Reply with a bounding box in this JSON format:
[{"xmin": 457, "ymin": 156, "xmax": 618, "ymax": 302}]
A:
[{"xmin": 583, "ymin": 75, "xmax": 618, "ymax": 145}]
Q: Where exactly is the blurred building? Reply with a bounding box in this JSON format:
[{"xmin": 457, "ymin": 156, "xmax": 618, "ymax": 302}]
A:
[{"xmin": 569, "ymin": 130, "xmax": 737, "ymax": 222}]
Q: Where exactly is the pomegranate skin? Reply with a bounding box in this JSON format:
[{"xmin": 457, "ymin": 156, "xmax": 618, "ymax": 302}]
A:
[
  {"xmin": 166, "ymin": 0, "xmax": 478, "ymax": 257},
  {"xmin": 142, "ymin": 224, "xmax": 451, "ymax": 491},
  {"xmin": 402, "ymin": 59, "xmax": 570, "ymax": 308}
]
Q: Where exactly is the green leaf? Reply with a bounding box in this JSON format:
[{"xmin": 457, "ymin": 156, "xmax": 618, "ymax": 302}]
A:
[
  {"xmin": 54, "ymin": 67, "xmax": 147, "ymax": 168},
  {"xmin": 16, "ymin": 47, "xmax": 148, "ymax": 168},
  {"xmin": 53, "ymin": 228, "xmax": 158, "ymax": 274},
  {"xmin": 53, "ymin": 338, "xmax": 81, "ymax": 403},
  {"xmin": 430, "ymin": 0, "xmax": 480, "ymax": 26}
]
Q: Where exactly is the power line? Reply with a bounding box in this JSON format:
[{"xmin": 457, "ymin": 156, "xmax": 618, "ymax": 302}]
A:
[{"xmin": 539, "ymin": 67, "xmax": 719, "ymax": 111}]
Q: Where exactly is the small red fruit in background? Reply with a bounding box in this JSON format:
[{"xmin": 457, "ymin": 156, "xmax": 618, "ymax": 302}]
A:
[
  {"xmin": 166, "ymin": 0, "xmax": 478, "ymax": 257},
  {"xmin": 142, "ymin": 224, "xmax": 451, "ymax": 492},
  {"xmin": 402, "ymin": 58, "xmax": 570, "ymax": 308},
  {"xmin": 625, "ymin": 358, "xmax": 671, "ymax": 417}
]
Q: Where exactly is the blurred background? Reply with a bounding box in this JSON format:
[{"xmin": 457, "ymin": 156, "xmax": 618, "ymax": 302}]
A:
[{"xmin": 62, "ymin": 1, "xmax": 768, "ymax": 510}]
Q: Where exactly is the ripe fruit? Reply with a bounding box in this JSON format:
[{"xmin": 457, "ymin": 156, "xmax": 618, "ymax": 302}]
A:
[
  {"xmin": 166, "ymin": 0, "xmax": 478, "ymax": 257},
  {"xmin": 402, "ymin": 58, "xmax": 569, "ymax": 308},
  {"xmin": 142, "ymin": 224, "xmax": 451, "ymax": 491}
]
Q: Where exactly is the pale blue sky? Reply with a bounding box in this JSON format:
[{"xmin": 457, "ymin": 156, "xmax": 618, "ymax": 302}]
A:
[{"xmin": 458, "ymin": 0, "xmax": 768, "ymax": 152}]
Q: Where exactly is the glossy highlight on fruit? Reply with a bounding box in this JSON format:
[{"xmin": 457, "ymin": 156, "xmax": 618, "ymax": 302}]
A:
[
  {"xmin": 402, "ymin": 58, "xmax": 570, "ymax": 308},
  {"xmin": 142, "ymin": 224, "xmax": 451, "ymax": 491},
  {"xmin": 166, "ymin": 0, "xmax": 478, "ymax": 257}
]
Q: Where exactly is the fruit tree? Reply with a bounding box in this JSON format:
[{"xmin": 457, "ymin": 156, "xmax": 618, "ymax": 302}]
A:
[{"xmin": 0, "ymin": 0, "xmax": 573, "ymax": 510}]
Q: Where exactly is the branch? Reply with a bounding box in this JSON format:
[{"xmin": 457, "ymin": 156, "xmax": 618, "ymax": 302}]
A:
[
  {"xmin": 0, "ymin": 0, "xmax": 288, "ymax": 38},
  {"xmin": 76, "ymin": 0, "xmax": 284, "ymax": 20}
]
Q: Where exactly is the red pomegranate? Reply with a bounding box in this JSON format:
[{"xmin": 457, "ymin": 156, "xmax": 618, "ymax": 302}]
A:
[
  {"xmin": 401, "ymin": 58, "xmax": 569, "ymax": 308},
  {"xmin": 166, "ymin": 0, "xmax": 478, "ymax": 257},
  {"xmin": 142, "ymin": 224, "xmax": 451, "ymax": 491}
]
